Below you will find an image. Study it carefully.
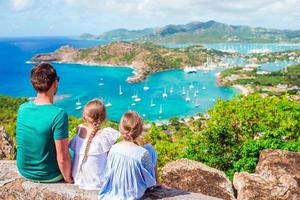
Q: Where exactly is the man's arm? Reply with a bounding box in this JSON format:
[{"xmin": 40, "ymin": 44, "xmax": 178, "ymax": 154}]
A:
[{"xmin": 55, "ymin": 139, "xmax": 73, "ymax": 183}]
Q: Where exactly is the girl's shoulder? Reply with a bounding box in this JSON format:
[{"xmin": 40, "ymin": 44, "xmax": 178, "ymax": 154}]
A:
[
  {"xmin": 110, "ymin": 143, "xmax": 148, "ymax": 159},
  {"xmin": 95, "ymin": 127, "xmax": 120, "ymax": 140}
]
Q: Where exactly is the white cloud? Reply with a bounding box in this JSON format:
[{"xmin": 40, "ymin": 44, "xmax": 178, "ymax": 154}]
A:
[{"xmin": 10, "ymin": 0, "xmax": 34, "ymax": 11}]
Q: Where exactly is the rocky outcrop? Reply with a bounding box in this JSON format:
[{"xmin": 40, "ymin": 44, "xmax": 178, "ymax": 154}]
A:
[
  {"xmin": 161, "ymin": 158, "xmax": 235, "ymax": 200},
  {"xmin": 0, "ymin": 160, "xmax": 221, "ymax": 200},
  {"xmin": 0, "ymin": 127, "xmax": 15, "ymax": 160},
  {"xmin": 233, "ymin": 149, "xmax": 300, "ymax": 200}
]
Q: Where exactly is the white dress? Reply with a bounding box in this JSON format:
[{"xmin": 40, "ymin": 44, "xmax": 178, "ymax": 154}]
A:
[{"xmin": 69, "ymin": 126, "xmax": 120, "ymax": 190}]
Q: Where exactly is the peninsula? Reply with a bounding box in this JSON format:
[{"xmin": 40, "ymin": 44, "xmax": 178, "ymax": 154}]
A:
[{"xmin": 31, "ymin": 42, "xmax": 233, "ymax": 82}]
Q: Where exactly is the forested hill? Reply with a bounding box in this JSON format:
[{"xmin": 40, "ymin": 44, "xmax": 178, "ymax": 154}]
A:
[{"xmin": 81, "ymin": 20, "xmax": 300, "ymax": 43}]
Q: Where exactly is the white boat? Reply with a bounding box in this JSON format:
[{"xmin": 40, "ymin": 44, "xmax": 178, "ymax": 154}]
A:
[
  {"xmin": 75, "ymin": 105, "xmax": 82, "ymax": 110},
  {"xmin": 105, "ymin": 102, "xmax": 112, "ymax": 107},
  {"xmin": 202, "ymin": 86, "xmax": 206, "ymax": 90},
  {"xmin": 184, "ymin": 66, "xmax": 197, "ymax": 73},
  {"xmin": 142, "ymin": 114, "xmax": 146, "ymax": 117},
  {"xmin": 119, "ymin": 85, "xmax": 123, "ymax": 96},
  {"xmin": 162, "ymin": 88, "xmax": 168, "ymax": 98},
  {"xmin": 182, "ymin": 87, "xmax": 186, "ymax": 95},
  {"xmin": 159, "ymin": 104, "xmax": 163, "ymax": 114},
  {"xmin": 131, "ymin": 103, "xmax": 136, "ymax": 106},
  {"xmin": 150, "ymin": 98, "xmax": 156, "ymax": 107},
  {"xmin": 75, "ymin": 98, "xmax": 81, "ymax": 106},
  {"xmin": 170, "ymin": 86, "xmax": 174, "ymax": 94},
  {"xmin": 131, "ymin": 90, "xmax": 138, "ymax": 99},
  {"xmin": 143, "ymin": 82, "xmax": 150, "ymax": 91},
  {"xmin": 193, "ymin": 92, "xmax": 197, "ymax": 97},
  {"xmin": 189, "ymin": 83, "xmax": 194, "ymax": 89},
  {"xmin": 185, "ymin": 91, "xmax": 191, "ymax": 102},
  {"xmin": 134, "ymin": 97, "xmax": 141, "ymax": 102},
  {"xmin": 212, "ymin": 98, "xmax": 216, "ymax": 102},
  {"xmin": 195, "ymin": 100, "xmax": 200, "ymax": 108},
  {"xmin": 98, "ymin": 83, "xmax": 104, "ymax": 86}
]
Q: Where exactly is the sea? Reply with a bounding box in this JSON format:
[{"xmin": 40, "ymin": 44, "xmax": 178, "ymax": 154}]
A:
[{"xmin": 0, "ymin": 37, "xmax": 299, "ymax": 121}]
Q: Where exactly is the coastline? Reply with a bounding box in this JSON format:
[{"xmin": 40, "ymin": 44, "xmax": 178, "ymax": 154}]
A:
[{"xmin": 232, "ymin": 84, "xmax": 249, "ymax": 95}]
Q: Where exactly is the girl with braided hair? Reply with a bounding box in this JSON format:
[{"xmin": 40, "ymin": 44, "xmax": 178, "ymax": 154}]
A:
[
  {"xmin": 99, "ymin": 111, "xmax": 158, "ymax": 200},
  {"xmin": 69, "ymin": 99, "xmax": 120, "ymax": 190}
]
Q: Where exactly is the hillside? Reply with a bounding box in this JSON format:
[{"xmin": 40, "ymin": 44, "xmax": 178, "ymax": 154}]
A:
[
  {"xmin": 31, "ymin": 41, "xmax": 231, "ymax": 82},
  {"xmin": 94, "ymin": 20, "xmax": 300, "ymax": 43},
  {"xmin": 219, "ymin": 63, "xmax": 300, "ymax": 96}
]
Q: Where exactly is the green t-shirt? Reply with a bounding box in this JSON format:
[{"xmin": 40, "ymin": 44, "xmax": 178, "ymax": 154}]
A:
[{"xmin": 16, "ymin": 101, "xmax": 68, "ymax": 181}]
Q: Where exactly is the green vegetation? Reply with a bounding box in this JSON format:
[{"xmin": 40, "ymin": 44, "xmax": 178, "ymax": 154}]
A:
[
  {"xmin": 96, "ymin": 21, "xmax": 300, "ymax": 44},
  {"xmin": 0, "ymin": 96, "xmax": 27, "ymax": 145},
  {"xmin": 245, "ymin": 50, "xmax": 300, "ymax": 64},
  {"xmin": 1, "ymin": 94, "xmax": 299, "ymax": 180},
  {"xmin": 220, "ymin": 64, "xmax": 300, "ymax": 95},
  {"xmin": 144, "ymin": 94, "xmax": 300, "ymax": 179}
]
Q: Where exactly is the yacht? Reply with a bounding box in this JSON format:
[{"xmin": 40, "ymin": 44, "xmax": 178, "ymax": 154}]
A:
[
  {"xmin": 189, "ymin": 83, "xmax": 194, "ymax": 89},
  {"xmin": 75, "ymin": 98, "xmax": 81, "ymax": 106},
  {"xmin": 170, "ymin": 86, "xmax": 174, "ymax": 94},
  {"xmin": 185, "ymin": 91, "xmax": 191, "ymax": 102},
  {"xmin": 159, "ymin": 104, "xmax": 163, "ymax": 114},
  {"xmin": 150, "ymin": 98, "xmax": 156, "ymax": 107},
  {"xmin": 134, "ymin": 97, "xmax": 141, "ymax": 102},
  {"xmin": 119, "ymin": 85, "xmax": 123, "ymax": 96},
  {"xmin": 105, "ymin": 102, "xmax": 112, "ymax": 107},
  {"xmin": 143, "ymin": 82, "xmax": 150, "ymax": 91},
  {"xmin": 182, "ymin": 87, "xmax": 186, "ymax": 95},
  {"xmin": 162, "ymin": 88, "xmax": 168, "ymax": 98},
  {"xmin": 75, "ymin": 105, "xmax": 82, "ymax": 110}
]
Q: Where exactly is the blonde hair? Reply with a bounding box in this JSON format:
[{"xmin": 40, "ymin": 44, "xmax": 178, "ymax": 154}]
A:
[
  {"xmin": 119, "ymin": 111, "xmax": 143, "ymax": 143},
  {"xmin": 79, "ymin": 98, "xmax": 106, "ymax": 172}
]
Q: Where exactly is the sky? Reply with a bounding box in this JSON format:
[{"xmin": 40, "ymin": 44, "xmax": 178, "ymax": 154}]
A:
[{"xmin": 1, "ymin": 0, "xmax": 300, "ymax": 37}]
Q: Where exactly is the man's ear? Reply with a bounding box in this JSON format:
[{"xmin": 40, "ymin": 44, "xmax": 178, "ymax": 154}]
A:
[{"xmin": 49, "ymin": 80, "xmax": 58, "ymax": 94}]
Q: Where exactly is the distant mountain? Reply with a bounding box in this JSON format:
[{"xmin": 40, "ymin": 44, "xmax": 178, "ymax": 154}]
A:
[
  {"xmin": 94, "ymin": 20, "xmax": 300, "ymax": 43},
  {"xmin": 78, "ymin": 33, "xmax": 98, "ymax": 40},
  {"xmin": 97, "ymin": 28, "xmax": 156, "ymax": 41}
]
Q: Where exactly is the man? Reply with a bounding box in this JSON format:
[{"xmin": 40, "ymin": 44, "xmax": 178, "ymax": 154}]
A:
[{"xmin": 16, "ymin": 63, "xmax": 73, "ymax": 183}]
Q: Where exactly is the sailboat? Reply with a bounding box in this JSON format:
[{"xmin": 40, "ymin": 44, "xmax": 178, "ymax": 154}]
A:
[
  {"xmin": 105, "ymin": 102, "xmax": 112, "ymax": 107},
  {"xmin": 185, "ymin": 91, "xmax": 191, "ymax": 102},
  {"xmin": 134, "ymin": 97, "xmax": 141, "ymax": 102},
  {"xmin": 162, "ymin": 88, "xmax": 168, "ymax": 98},
  {"xmin": 150, "ymin": 98, "xmax": 156, "ymax": 107},
  {"xmin": 170, "ymin": 86, "xmax": 174, "ymax": 94},
  {"xmin": 76, "ymin": 98, "xmax": 81, "ymax": 106},
  {"xmin": 195, "ymin": 98, "xmax": 200, "ymax": 108},
  {"xmin": 189, "ymin": 83, "xmax": 194, "ymax": 89},
  {"xmin": 75, "ymin": 98, "xmax": 82, "ymax": 110},
  {"xmin": 131, "ymin": 90, "xmax": 138, "ymax": 99},
  {"xmin": 143, "ymin": 82, "xmax": 150, "ymax": 91},
  {"xmin": 119, "ymin": 85, "xmax": 123, "ymax": 96},
  {"xmin": 182, "ymin": 87, "xmax": 186, "ymax": 95},
  {"xmin": 159, "ymin": 104, "xmax": 163, "ymax": 114},
  {"xmin": 193, "ymin": 91, "xmax": 197, "ymax": 97}
]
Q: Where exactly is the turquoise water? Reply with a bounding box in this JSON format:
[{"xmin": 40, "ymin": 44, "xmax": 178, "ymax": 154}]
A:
[{"xmin": 0, "ymin": 37, "xmax": 299, "ymax": 121}]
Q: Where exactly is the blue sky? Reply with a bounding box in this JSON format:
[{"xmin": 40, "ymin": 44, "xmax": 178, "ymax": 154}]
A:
[{"xmin": 1, "ymin": 0, "xmax": 300, "ymax": 37}]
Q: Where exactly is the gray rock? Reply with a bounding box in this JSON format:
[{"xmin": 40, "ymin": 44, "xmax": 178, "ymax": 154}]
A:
[
  {"xmin": 0, "ymin": 126, "xmax": 15, "ymax": 160},
  {"xmin": 161, "ymin": 158, "xmax": 235, "ymax": 200},
  {"xmin": 0, "ymin": 160, "xmax": 221, "ymax": 200},
  {"xmin": 233, "ymin": 149, "xmax": 300, "ymax": 200}
]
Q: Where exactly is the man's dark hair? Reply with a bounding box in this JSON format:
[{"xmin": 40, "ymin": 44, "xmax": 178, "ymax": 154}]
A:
[{"xmin": 30, "ymin": 63, "xmax": 59, "ymax": 92}]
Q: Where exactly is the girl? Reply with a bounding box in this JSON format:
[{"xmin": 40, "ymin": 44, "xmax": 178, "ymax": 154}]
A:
[
  {"xmin": 99, "ymin": 111, "xmax": 158, "ymax": 200},
  {"xmin": 69, "ymin": 99, "xmax": 120, "ymax": 190}
]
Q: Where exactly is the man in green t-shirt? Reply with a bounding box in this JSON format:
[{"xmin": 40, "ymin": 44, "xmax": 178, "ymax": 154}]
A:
[{"xmin": 16, "ymin": 63, "xmax": 73, "ymax": 183}]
